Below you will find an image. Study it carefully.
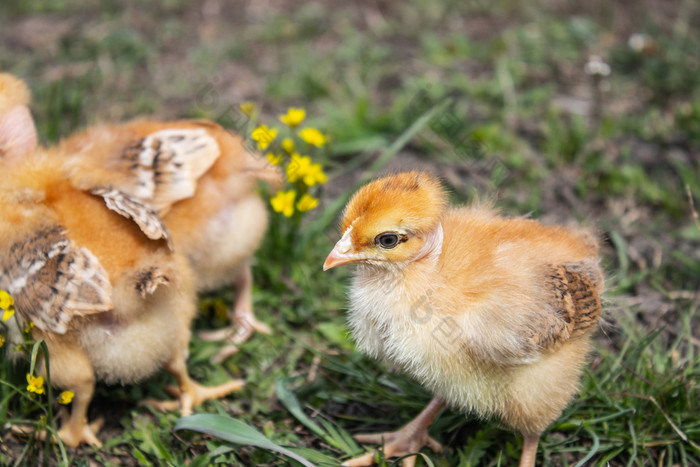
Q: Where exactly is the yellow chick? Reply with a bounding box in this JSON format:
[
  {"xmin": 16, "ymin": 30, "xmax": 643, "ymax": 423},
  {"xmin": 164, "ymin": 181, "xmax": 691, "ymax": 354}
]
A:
[
  {"xmin": 53, "ymin": 118, "xmax": 283, "ymax": 362},
  {"xmin": 0, "ymin": 117, "xmax": 243, "ymax": 447},
  {"xmin": 323, "ymin": 172, "xmax": 603, "ymax": 467}
]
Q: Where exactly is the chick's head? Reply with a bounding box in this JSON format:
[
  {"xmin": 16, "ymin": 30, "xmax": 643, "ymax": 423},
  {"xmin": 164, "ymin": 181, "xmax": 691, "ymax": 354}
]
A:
[
  {"xmin": 324, "ymin": 171, "xmax": 446, "ymax": 270},
  {"xmin": 0, "ymin": 73, "xmax": 37, "ymax": 163}
]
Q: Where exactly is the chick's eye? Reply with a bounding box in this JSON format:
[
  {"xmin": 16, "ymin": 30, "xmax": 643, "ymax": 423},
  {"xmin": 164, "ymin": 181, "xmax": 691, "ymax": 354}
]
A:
[{"xmin": 376, "ymin": 232, "xmax": 400, "ymax": 249}]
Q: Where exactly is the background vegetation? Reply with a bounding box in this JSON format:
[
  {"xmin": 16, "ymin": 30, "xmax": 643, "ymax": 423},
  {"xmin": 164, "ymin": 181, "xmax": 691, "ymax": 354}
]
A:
[{"xmin": 1, "ymin": 0, "xmax": 698, "ymax": 465}]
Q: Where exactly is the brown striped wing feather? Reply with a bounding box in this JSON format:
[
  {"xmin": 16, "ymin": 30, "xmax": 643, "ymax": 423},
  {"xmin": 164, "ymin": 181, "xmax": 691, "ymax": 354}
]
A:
[
  {"xmin": 118, "ymin": 128, "xmax": 220, "ymax": 215},
  {"xmin": 533, "ymin": 261, "xmax": 603, "ymax": 350},
  {"xmin": 0, "ymin": 225, "xmax": 113, "ymax": 334}
]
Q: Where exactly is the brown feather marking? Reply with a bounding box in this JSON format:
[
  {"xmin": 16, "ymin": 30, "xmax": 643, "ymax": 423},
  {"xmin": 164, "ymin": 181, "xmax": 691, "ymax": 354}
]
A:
[
  {"xmin": 91, "ymin": 187, "xmax": 174, "ymax": 251},
  {"xmin": 117, "ymin": 128, "xmax": 220, "ymax": 215},
  {"xmin": 134, "ymin": 267, "xmax": 170, "ymax": 298},
  {"xmin": 533, "ymin": 262, "xmax": 602, "ymax": 349},
  {"xmin": 0, "ymin": 225, "xmax": 113, "ymax": 334}
]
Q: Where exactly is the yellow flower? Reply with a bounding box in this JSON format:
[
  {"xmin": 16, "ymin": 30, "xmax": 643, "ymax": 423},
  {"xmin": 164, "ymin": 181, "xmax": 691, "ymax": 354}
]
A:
[
  {"xmin": 266, "ymin": 152, "xmax": 284, "ymax": 166},
  {"xmin": 0, "ymin": 334, "xmax": 5, "ymax": 348},
  {"xmin": 24, "ymin": 321, "xmax": 35, "ymax": 333},
  {"xmin": 303, "ymin": 163, "xmax": 327, "ymax": 187},
  {"xmin": 296, "ymin": 193, "xmax": 319, "ymax": 212},
  {"xmin": 298, "ymin": 128, "xmax": 327, "ymax": 147},
  {"xmin": 270, "ymin": 190, "xmax": 296, "ymax": 217},
  {"xmin": 2, "ymin": 308, "xmax": 14, "ymax": 321},
  {"xmin": 0, "ymin": 290, "xmax": 13, "ymax": 310},
  {"xmin": 57, "ymin": 390, "xmax": 74, "ymax": 405},
  {"xmin": 26, "ymin": 374, "xmax": 45, "ymax": 395},
  {"xmin": 251, "ymin": 125, "xmax": 278, "ymax": 150},
  {"xmin": 286, "ymin": 153, "xmax": 312, "ymax": 183},
  {"xmin": 286, "ymin": 154, "xmax": 327, "ymax": 187},
  {"xmin": 1, "ymin": 291, "xmax": 14, "ymax": 321},
  {"xmin": 239, "ymin": 101, "xmax": 256, "ymax": 116},
  {"xmin": 279, "ymin": 108, "xmax": 306, "ymax": 127},
  {"xmin": 281, "ymin": 138, "xmax": 295, "ymax": 154}
]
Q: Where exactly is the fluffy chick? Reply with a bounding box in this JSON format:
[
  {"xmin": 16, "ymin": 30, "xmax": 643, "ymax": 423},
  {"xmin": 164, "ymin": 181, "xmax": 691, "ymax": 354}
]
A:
[
  {"xmin": 324, "ymin": 172, "xmax": 603, "ymax": 467},
  {"xmin": 0, "ymin": 72, "xmax": 37, "ymax": 161},
  {"xmin": 0, "ymin": 119, "xmax": 243, "ymax": 447},
  {"xmin": 53, "ymin": 118, "xmax": 282, "ymax": 361}
]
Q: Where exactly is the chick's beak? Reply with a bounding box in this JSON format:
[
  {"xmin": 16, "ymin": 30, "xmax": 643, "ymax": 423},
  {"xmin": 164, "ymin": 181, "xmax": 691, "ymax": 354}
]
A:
[
  {"xmin": 323, "ymin": 228, "xmax": 361, "ymax": 271},
  {"xmin": 323, "ymin": 248, "xmax": 359, "ymax": 270}
]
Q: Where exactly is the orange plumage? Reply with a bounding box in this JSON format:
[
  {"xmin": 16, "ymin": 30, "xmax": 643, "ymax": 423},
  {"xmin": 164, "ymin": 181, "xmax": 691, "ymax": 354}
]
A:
[
  {"xmin": 324, "ymin": 171, "xmax": 603, "ymax": 467},
  {"xmin": 0, "ymin": 82, "xmax": 243, "ymax": 447},
  {"xmin": 58, "ymin": 118, "xmax": 283, "ymax": 361}
]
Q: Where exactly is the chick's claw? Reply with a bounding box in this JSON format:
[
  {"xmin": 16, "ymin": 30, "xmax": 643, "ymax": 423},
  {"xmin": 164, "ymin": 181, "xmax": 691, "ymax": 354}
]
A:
[
  {"xmin": 141, "ymin": 379, "xmax": 244, "ymax": 416},
  {"xmin": 344, "ymin": 429, "xmax": 442, "ymax": 467},
  {"xmin": 232, "ymin": 310, "xmax": 272, "ymax": 343},
  {"xmin": 199, "ymin": 310, "xmax": 271, "ymax": 363},
  {"xmin": 57, "ymin": 417, "xmax": 104, "ymax": 448},
  {"xmin": 342, "ymin": 397, "xmax": 446, "ymax": 467},
  {"xmin": 197, "ymin": 312, "xmax": 271, "ymax": 345}
]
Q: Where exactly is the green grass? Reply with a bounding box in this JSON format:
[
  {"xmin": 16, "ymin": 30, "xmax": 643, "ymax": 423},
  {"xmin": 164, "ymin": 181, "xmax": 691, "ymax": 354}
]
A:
[{"xmin": 1, "ymin": 0, "xmax": 699, "ymax": 465}]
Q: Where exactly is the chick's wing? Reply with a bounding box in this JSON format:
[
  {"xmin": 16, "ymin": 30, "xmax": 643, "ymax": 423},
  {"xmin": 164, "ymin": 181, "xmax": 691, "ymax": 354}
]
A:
[
  {"xmin": 117, "ymin": 127, "xmax": 220, "ymax": 213},
  {"xmin": 91, "ymin": 187, "xmax": 173, "ymax": 250},
  {"xmin": 66, "ymin": 124, "xmax": 221, "ymax": 216},
  {"xmin": 532, "ymin": 260, "xmax": 603, "ymax": 350},
  {"xmin": 0, "ymin": 224, "xmax": 113, "ymax": 334}
]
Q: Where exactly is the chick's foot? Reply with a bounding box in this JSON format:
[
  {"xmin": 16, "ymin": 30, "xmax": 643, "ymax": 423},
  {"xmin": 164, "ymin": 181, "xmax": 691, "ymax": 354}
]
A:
[
  {"xmin": 166, "ymin": 379, "xmax": 245, "ymax": 416},
  {"xmin": 57, "ymin": 417, "xmax": 104, "ymax": 447},
  {"xmin": 198, "ymin": 314, "xmax": 271, "ymax": 363},
  {"xmin": 199, "ymin": 267, "xmax": 271, "ymax": 362},
  {"xmin": 343, "ymin": 398, "xmax": 445, "ymax": 467},
  {"xmin": 8, "ymin": 415, "xmax": 104, "ymax": 448},
  {"xmin": 141, "ymin": 379, "xmax": 244, "ymax": 416}
]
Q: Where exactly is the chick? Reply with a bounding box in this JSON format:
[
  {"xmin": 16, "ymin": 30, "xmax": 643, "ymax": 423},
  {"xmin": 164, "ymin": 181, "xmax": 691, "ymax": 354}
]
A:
[
  {"xmin": 323, "ymin": 172, "xmax": 603, "ymax": 467},
  {"xmin": 0, "ymin": 72, "xmax": 37, "ymax": 162},
  {"xmin": 0, "ymin": 117, "xmax": 243, "ymax": 447},
  {"xmin": 57, "ymin": 119, "xmax": 282, "ymax": 361}
]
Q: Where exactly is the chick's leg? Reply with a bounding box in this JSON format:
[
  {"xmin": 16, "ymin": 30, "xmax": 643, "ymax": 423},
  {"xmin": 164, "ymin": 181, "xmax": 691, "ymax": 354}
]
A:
[
  {"xmin": 518, "ymin": 433, "xmax": 540, "ymax": 467},
  {"xmin": 230, "ymin": 264, "xmax": 271, "ymax": 340},
  {"xmin": 344, "ymin": 397, "xmax": 446, "ymax": 467},
  {"xmin": 142, "ymin": 350, "xmax": 244, "ymax": 416},
  {"xmin": 199, "ymin": 265, "xmax": 271, "ymax": 362},
  {"xmin": 11, "ymin": 342, "xmax": 102, "ymax": 447},
  {"xmin": 55, "ymin": 376, "xmax": 103, "ymax": 447}
]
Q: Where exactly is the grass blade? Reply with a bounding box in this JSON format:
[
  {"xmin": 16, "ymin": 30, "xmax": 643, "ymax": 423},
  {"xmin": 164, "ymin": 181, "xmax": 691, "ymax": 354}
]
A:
[
  {"xmin": 275, "ymin": 379, "xmax": 327, "ymax": 440},
  {"xmin": 174, "ymin": 414, "xmax": 316, "ymax": 467},
  {"xmin": 572, "ymin": 426, "xmax": 600, "ymax": 467}
]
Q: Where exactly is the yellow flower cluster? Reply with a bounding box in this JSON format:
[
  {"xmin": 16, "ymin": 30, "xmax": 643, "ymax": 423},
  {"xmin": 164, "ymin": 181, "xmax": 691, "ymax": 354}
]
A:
[
  {"xmin": 246, "ymin": 105, "xmax": 329, "ymax": 219},
  {"xmin": 286, "ymin": 154, "xmax": 327, "ymax": 187},
  {"xmin": 270, "ymin": 190, "xmax": 319, "ymax": 218},
  {"xmin": 25, "ymin": 372, "xmax": 73, "ymax": 402}
]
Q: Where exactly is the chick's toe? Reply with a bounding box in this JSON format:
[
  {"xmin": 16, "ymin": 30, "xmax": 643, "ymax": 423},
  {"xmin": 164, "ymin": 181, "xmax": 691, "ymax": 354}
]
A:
[{"xmin": 345, "ymin": 398, "xmax": 445, "ymax": 467}]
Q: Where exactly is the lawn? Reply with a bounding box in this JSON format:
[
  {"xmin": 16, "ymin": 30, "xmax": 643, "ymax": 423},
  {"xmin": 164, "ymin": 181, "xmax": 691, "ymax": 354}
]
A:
[{"xmin": 0, "ymin": 0, "xmax": 698, "ymax": 465}]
